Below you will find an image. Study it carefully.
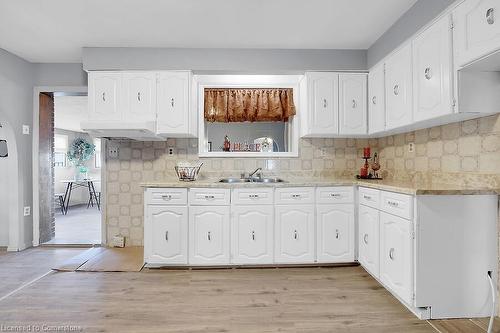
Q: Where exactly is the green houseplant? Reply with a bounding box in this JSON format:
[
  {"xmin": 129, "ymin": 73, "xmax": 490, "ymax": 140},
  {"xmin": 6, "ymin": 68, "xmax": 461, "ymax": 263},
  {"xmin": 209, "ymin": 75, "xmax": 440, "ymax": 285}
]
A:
[{"xmin": 67, "ymin": 137, "xmax": 95, "ymax": 180}]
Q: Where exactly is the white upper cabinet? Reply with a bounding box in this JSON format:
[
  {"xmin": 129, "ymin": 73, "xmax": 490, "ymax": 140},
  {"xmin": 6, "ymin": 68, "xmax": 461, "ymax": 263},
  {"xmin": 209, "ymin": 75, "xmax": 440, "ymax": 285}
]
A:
[
  {"xmin": 157, "ymin": 71, "xmax": 192, "ymax": 136},
  {"xmin": 368, "ymin": 63, "xmax": 386, "ymax": 134},
  {"xmin": 339, "ymin": 74, "xmax": 368, "ymax": 135},
  {"xmin": 316, "ymin": 204, "xmax": 355, "ymax": 263},
  {"xmin": 88, "ymin": 72, "xmax": 121, "ymax": 121},
  {"xmin": 454, "ymin": 0, "xmax": 500, "ymax": 68},
  {"xmin": 231, "ymin": 205, "xmax": 274, "ymax": 264},
  {"xmin": 302, "ymin": 72, "xmax": 339, "ymax": 136},
  {"xmin": 413, "ymin": 15, "xmax": 453, "ymax": 122},
  {"xmin": 122, "ymin": 72, "xmax": 157, "ymax": 122},
  {"xmin": 385, "ymin": 43, "xmax": 413, "ymax": 130}
]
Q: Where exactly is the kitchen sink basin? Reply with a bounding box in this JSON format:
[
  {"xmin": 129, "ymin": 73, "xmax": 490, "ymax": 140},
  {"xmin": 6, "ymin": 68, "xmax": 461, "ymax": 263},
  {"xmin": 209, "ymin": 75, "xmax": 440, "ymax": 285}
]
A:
[{"xmin": 218, "ymin": 177, "xmax": 285, "ymax": 183}]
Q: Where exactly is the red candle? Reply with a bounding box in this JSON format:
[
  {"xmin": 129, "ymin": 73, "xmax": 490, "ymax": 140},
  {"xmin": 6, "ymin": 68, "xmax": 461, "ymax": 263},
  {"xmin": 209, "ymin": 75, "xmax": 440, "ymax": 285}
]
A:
[{"xmin": 363, "ymin": 147, "xmax": 371, "ymax": 158}]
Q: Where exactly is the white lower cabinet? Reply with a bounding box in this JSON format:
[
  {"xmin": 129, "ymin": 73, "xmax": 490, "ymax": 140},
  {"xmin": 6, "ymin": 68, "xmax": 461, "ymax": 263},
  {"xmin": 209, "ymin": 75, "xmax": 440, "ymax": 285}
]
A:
[
  {"xmin": 144, "ymin": 205, "xmax": 188, "ymax": 265},
  {"xmin": 231, "ymin": 205, "xmax": 274, "ymax": 264},
  {"xmin": 189, "ymin": 206, "xmax": 230, "ymax": 265},
  {"xmin": 316, "ymin": 204, "xmax": 354, "ymax": 263},
  {"xmin": 379, "ymin": 211, "xmax": 413, "ymax": 305},
  {"xmin": 274, "ymin": 204, "xmax": 315, "ymax": 263},
  {"xmin": 358, "ymin": 204, "xmax": 380, "ymax": 278}
]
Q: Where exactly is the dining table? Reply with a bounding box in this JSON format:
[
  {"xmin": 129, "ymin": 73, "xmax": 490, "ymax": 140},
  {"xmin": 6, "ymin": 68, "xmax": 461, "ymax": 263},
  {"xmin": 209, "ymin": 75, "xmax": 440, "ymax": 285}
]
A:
[{"xmin": 60, "ymin": 178, "xmax": 101, "ymax": 213}]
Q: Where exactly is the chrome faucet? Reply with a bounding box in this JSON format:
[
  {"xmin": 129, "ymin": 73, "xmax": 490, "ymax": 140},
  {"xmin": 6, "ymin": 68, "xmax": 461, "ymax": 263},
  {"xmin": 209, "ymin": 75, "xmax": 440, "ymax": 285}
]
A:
[{"xmin": 249, "ymin": 167, "xmax": 263, "ymax": 179}]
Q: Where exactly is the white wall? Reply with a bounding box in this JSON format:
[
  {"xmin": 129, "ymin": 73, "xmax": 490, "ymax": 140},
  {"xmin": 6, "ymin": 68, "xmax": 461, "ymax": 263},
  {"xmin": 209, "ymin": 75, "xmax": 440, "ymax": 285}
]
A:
[{"xmin": 0, "ymin": 126, "xmax": 9, "ymax": 246}]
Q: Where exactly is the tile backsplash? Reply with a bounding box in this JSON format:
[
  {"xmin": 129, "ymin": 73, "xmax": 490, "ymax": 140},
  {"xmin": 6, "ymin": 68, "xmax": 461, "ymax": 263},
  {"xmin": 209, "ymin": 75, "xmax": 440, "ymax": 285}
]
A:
[{"xmin": 105, "ymin": 114, "xmax": 500, "ymax": 246}]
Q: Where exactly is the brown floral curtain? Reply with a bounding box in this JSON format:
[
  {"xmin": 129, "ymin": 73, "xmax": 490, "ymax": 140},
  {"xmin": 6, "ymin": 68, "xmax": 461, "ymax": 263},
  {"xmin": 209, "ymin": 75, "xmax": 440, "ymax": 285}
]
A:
[{"xmin": 204, "ymin": 88, "xmax": 296, "ymax": 122}]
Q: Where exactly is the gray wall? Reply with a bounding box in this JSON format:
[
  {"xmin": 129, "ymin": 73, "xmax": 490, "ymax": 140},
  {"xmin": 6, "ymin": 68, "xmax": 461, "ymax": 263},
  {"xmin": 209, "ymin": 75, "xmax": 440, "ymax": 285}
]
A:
[
  {"xmin": 83, "ymin": 48, "xmax": 367, "ymax": 73},
  {"xmin": 0, "ymin": 48, "xmax": 35, "ymax": 249},
  {"xmin": 34, "ymin": 63, "xmax": 87, "ymax": 86},
  {"xmin": 367, "ymin": 0, "xmax": 456, "ymax": 68}
]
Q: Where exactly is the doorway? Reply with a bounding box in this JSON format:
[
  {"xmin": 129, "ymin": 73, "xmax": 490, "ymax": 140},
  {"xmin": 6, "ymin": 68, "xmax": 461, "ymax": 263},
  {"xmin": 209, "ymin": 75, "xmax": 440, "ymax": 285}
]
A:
[{"xmin": 36, "ymin": 90, "xmax": 103, "ymax": 245}]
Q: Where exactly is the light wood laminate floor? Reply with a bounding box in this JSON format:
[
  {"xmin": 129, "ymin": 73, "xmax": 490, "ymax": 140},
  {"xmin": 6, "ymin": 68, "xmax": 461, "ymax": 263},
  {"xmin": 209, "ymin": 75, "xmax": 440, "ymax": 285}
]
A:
[{"xmin": 0, "ymin": 248, "xmax": 497, "ymax": 332}]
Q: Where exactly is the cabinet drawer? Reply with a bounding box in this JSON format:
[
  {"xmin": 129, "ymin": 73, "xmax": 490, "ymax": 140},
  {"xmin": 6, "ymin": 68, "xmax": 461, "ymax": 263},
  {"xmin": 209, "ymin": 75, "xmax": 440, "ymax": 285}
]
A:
[
  {"xmin": 358, "ymin": 187, "xmax": 380, "ymax": 209},
  {"xmin": 275, "ymin": 187, "xmax": 315, "ymax": 205},
  {"xmin": 189, "ymin": 188, "xmax": 230, "ymax": 206},
  {"xmin": 380, "ymin": 191, "xmax": 413, "ymax": 220},
  {"xmin": 146, "ymin": 188, "xmax": 188, "ymax": 205},
  {"xmin": 316, "ymin": 186, "xmax": 354, "ymax": 204},
  {"xmin": 232, "ymin": 188, "xmax": 274, "ymax": 205}
]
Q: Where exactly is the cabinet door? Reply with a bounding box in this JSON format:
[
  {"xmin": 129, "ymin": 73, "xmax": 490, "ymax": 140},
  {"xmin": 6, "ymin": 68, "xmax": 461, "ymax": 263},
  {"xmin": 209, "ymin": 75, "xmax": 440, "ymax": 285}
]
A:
[
  {"xmin": 275, "ymin": 205, "xmax": 315, "ymax": 263},
  {"xmin": 385, "ymin": 44, "xmax": 413, "ymax": 129},
  {"xmin": 368, "ymin": 63, "xmax": 386, "ymax": 134},
  {"xmin": 144, "ymin": 206, "xmax": 188, "ymax": 265},
  {"xmin": 189, "ymin": 206, "xmax": 230, "ymax": 265},
  {"xmin": 306, "ymin": 72, "xmax": 339, "ymax": 135},
  {"xmin": 231, "ymin": 205, "xmax": 274, "ymax": 264},
  {"xmin": 157, "ymin": 71, "xmax": 191, "ymax": 135},
  {"xmin": 358, "ymin": 205, "xmax": 380, "ymax": 278},
  {"xmin": 413, "ymin": 15, "xmax": 453, "ymax": 122},
  {"xmin": 380, "ymin": 212, "xmax": 413, "ymax": 304},
  {"xmin": 454, "ymin": 0, "xmax": 500, "ymax": 67},
  {"xmin": 88, "ymin": 72, "xmax": 121, "ymax": 121},
  {"xmin": 316, "ymin": 204, "xmax": 354, "ymax": 263},
  {"xmin": 339, "ymin": 74, "xmax": 367, "ymax": 135},
  {"xmin": 122, "ymin": 72, "xmax": 157, "ymax": 122}
]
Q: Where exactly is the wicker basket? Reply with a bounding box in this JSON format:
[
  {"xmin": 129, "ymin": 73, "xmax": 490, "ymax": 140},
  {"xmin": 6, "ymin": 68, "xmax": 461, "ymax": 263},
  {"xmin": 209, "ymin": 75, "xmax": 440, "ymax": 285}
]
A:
[{"xmin": 175, "ymin": 163, "xmax": 203, "ymax": 181}]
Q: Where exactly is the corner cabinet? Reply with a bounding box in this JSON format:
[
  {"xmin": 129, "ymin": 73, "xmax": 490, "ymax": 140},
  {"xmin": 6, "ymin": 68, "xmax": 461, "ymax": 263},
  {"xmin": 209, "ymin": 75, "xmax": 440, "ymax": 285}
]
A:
[
  {"xmin": 453, "ymin": 0, "xmax": 500, "ymax": 68},
  {"xmin": 358, "ymin": 204, "xmax": 380, "ymax": 278},
  {"xmin": 339, "ymin": 74, "xmax": 368, "ymax": 135},
  {"xmin": 412, "ymin": 15, "xmax": 453, "ymax": 122},
  {"xmin": 385, "ymin": 43, "xmax": 413, "ymax": 130},
  {"xmin": 368, "ymin": 63, "xmax": 386, "ymax": 134}
]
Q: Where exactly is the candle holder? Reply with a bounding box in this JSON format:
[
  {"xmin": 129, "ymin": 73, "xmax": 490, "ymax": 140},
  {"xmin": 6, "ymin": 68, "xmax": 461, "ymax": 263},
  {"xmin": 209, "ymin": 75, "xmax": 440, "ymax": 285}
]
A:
[{"xmin": 356, "ymin": 151, "xmax": 383, "ymax": 180}]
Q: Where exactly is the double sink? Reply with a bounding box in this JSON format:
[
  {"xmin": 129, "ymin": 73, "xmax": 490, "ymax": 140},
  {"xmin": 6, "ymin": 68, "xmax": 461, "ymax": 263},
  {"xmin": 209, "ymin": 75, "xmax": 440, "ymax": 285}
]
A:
[{"xmin": 219, "ymin": 177, "xmax": 285, "ymax": 184}]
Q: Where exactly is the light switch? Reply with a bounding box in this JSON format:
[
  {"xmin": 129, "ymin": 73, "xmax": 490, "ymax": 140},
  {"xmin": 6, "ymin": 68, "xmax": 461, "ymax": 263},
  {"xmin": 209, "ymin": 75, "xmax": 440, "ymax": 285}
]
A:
[
  {"xmin": 22, "ymin": 125, "xmax": 30, "ymax": 135},
  {"xmin": 23, "ymin": 206, "xmax": 31, "ymax": 216}
]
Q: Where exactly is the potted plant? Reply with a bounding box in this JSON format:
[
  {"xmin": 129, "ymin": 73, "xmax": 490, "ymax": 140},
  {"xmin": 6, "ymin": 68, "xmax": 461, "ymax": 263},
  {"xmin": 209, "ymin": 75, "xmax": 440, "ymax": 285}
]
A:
[{"xmin": 67, "ymin": 137, "xmax": 95, "ymax": 180}]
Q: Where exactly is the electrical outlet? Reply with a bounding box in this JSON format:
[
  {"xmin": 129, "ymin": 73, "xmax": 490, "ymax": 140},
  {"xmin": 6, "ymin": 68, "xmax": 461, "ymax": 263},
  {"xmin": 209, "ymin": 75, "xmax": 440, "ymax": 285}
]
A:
[
  {"xmin": 408, "ymin": 142, "xmax": 415, "ymax": 153},
  {"xmin": 22, "ymin": 125, "xmax": 30, "ymax": 135},
  {"xmin": 23, "ymin": 206, "xmax": 31, "ymax": 216},
  {"xmin": 108, "ymin": 145, "xmax": 119, "ymax": 158},
  {"xmin": 320, "ymin": 148, "xmax": 327, "ymax": 157},
  {"xmin": 168, "ymin": 148, "xmax": 175, "ymax": 155}
]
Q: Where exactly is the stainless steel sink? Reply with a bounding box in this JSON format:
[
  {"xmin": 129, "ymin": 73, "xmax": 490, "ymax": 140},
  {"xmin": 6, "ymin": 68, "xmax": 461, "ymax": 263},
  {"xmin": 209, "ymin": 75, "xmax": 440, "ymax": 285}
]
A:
[{"xmin": 218, "ymin": 177, "xmax": 285, "ymax": 184}]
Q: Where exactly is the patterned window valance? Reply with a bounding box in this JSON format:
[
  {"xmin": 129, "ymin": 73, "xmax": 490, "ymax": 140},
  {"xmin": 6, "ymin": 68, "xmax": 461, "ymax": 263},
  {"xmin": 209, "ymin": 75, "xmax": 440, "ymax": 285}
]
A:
[{"xmin": 204, "ymin": 88, "xmax": 296, "ymax": 122}]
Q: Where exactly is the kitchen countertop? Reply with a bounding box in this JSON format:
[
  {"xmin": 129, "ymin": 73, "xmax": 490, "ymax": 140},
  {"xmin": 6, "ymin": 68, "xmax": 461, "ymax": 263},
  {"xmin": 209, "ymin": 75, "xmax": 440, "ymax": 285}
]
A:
[{"xmin": 140, "ymin": 178, "xmax": 500, "ymax": 195}]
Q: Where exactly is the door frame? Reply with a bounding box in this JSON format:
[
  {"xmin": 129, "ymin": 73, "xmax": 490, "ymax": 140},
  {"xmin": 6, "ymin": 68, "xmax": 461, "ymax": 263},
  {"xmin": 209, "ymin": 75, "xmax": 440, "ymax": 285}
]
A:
[{"xmin": 32, "ymin": 86, "xmax": 107, "ymax": 247}]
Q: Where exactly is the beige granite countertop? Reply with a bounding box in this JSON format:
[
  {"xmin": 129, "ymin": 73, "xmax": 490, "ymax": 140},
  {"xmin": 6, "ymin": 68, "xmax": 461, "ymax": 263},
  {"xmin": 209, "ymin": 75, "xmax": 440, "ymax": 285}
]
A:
[{"xmin": 140, "ymin": 177, "xmax": 500, "ymax": 195}]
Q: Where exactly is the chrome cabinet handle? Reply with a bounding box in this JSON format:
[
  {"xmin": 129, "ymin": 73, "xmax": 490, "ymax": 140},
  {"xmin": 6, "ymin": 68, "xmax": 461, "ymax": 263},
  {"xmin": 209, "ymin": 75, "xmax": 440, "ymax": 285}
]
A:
[
  {"xmin": 137, "ymin": 92, "xmax": 141, "ymax": 101},
  {"xmin": 335, "ymin": 229, "xmax": 340, "ymax": 239},
  {"xmin": 424, "ymin": 67, "xmax": 432, "ymax": 80},
  {"xmin": 393, "ymin": 84, "xmax": 399, "ymax": 96},
  {"xmin": 363, "ymin": 234, "xmax": 368, "ymax": 244},
  {"xmin": 204, "ymin": 195, "xmax": 215, "ymax": 200},
  {"xmin": 323, "ymin": 99, "xmax": 327, "ymax": 108},
  {"xmin": 294, "ymin": 230, "xmax": 298, "ymax": 240},
  {"xmin": 251, "ymin": 231, "xmax": 255, "ymax": 241},
  {"xmin": 291, "ymin": 194, "xmax": 302, "ymax": 198},
  {"xmin": 207, "ymin": 231, "xmax": 211, "ymax": 241},
  {"xmin": 171, "ymin": 98, "xmax": 175, "ymax": 107},
  {"xmin": 352, "ymin": 99, "xmax": 357, "ymax": 109},
  {"xmin": 387, "ymin": 200, "xmax": 399, "ymax": 207},
  {"xmin": 162, "ymin": 194, "xmax": 172, "ymax": 200},
  {"xmin": 389, "ymin": 248, "xmax": 395, "ymax": 260},
  {"xmin": 487, "ymin": 8, "xmax": 495, "ymax": 25},
  {"xmin": 363, "ymin": 195, "xmax": 371, "ymax": 200},
  {"xmin": 248, "ymin": 194, "xmax": 260, "ymax": 198},
  {"xmin": 102, "ymin": 92, "xmax": 106, "ymax": 102},
  {"xmin": 372, "ymin": 96, "xmax": 377, "ymax": 105},
  {"xmin": 165, "ymin": 231, "xmax": 168, "ymax": 242},
  {"xmin": 330, "ymin": 193, "xmax": 341, "ymax": 198}
]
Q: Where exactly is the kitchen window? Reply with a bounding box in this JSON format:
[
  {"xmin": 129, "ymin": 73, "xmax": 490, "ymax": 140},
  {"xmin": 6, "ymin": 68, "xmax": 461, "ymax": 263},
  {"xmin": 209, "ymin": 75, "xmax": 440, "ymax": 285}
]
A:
[
  {"xmin": 94, "ymin": 138, "xmax": 101, "ymax": 169},
  {"xmin": 54, "ymin": 134, "xmax": 68, "ymax": 167},
  {"xmin": 195, "ymin": 75, "xmax": 301, "ymax": 157}
]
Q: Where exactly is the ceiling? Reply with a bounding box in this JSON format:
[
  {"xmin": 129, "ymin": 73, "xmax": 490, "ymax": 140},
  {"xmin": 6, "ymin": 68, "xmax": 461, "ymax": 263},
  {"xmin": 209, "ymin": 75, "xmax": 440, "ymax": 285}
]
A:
[{"xmin": 0, "ymin": 0, "xmax": 418, "ymax": 63}]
